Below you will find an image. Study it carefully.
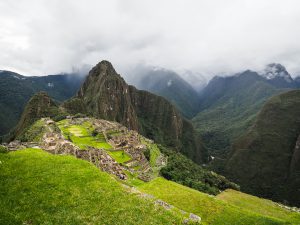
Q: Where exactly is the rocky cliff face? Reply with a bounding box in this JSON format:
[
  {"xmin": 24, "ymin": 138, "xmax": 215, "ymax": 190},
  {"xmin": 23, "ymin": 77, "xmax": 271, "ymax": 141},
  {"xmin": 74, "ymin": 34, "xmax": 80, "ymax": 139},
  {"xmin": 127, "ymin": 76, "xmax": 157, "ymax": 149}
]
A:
[
  {"xmin": 77, "ymin": 61, "xmax": 139, "ymax": 130},
  {"xmin": 225, "ymin": 90, "xmax": 300, "ymax": 206},
  {"xmin": 67, "ymin": 60, "xmax": 206, "ymax": 163}
]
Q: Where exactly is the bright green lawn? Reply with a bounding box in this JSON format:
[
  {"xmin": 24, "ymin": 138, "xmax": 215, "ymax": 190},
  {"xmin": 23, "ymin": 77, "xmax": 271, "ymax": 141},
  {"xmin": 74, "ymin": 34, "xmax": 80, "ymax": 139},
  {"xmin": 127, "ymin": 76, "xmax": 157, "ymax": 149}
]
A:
[
  {"xmin": 138, "ymin": 178, "xmax": 299, "ymax": 225},
  {"xmin": 0, "ymin": 149, "xmax": 186, "ymax": 225},
  {"xmin": 107, "ymin": 150, "xmax": 131, "ymax": 163},
  {"xmin": 57, "ymin": 119, "xmax": 112, "ymax": 150}
]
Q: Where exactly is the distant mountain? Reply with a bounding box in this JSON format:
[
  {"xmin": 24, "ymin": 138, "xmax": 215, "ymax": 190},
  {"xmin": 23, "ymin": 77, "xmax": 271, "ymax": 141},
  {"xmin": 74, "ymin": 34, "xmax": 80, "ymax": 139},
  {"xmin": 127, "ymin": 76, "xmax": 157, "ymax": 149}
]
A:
[
  {"xmin": 130, "ymin": 67, "xmax": 201, "ymax": 118},
  {"xmin": 258, "ymin": 63, "xmax": 297, "ymax": 88},
  {"xmin": 64, "ymin": 61, "xmax": 207, "ymax": 163},
  {"xmin": 178, "ymin": 70, "xmax": 207, "ymax": 92},
  {"xmin": 192, "ymin": 70, "xmax": 288, "ymax": 156},
  {"xmin": 0, "ymin": 70, "xmax": 85, "ymax": 136},
  {"xmin": 225, "ymin": 90, "xmax": 300, "ymax": 207}
]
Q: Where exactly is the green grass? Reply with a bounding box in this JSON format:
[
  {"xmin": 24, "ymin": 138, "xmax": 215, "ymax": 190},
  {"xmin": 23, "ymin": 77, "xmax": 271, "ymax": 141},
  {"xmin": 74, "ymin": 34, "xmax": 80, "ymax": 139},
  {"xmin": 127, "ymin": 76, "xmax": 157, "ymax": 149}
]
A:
[
  {"xmin": 107, "ymin": 150, "xmax": 131, "ymax": 163},
  {"xmin": 0, "ymin": 149, "xmax": 187, "ymax": 225},
  {"xmin": 138, "ymin": 178, "xmax": 299, "ymax": 225},
  {"xmin": 57, "ymin": 119, "xmax": 112, "ymax": 150},
  {"xmin": 124, "ymin": 171, "xmax": 146, "ymax": 187},
  {"xmin": 19, "ymin": 119, "xmax": 48, "ymax": 142},
  {"xmin": 147, "ymin": 143, "xmax": 161, "ymax": 167},
  {"xmin": 217, "ymin": 189, "xmax": 300, "ymax": 224},
  {"xmin": 141, "ymin": 138, "xmax": 163, "ymax": 177}
]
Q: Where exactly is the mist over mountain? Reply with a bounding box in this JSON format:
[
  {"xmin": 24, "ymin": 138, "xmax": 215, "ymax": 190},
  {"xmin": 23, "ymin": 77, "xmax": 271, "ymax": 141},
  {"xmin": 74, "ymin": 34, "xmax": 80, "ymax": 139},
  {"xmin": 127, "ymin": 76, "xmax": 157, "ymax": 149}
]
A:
[{"xmin": 127, "ymin": 66, "xmax": 202, "ymax": 118}]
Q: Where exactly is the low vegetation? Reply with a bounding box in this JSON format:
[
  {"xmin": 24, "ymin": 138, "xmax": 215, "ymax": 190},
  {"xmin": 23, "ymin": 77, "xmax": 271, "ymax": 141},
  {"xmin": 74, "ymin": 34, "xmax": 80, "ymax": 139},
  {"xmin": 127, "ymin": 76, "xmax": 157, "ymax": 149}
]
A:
[{"xmin": 159, "ymin": 146, "xmax": 239, "ymax": 195}]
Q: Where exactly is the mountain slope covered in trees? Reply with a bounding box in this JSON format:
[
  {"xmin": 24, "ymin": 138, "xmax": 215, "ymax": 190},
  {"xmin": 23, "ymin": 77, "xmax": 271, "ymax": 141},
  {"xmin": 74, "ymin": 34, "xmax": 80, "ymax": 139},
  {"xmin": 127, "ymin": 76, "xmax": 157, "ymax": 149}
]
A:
[{"xmin": 226, "ymin": 90, "xmax": 300, "ymax": 207}]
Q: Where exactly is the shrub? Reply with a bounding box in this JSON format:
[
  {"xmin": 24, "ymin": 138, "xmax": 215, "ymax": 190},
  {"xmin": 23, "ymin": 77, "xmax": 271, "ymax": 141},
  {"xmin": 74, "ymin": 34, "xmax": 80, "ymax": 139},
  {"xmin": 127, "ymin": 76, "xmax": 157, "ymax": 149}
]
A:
[{"xmin": 0, "ymin": 145, "xmax": 8, "ymax": 154}]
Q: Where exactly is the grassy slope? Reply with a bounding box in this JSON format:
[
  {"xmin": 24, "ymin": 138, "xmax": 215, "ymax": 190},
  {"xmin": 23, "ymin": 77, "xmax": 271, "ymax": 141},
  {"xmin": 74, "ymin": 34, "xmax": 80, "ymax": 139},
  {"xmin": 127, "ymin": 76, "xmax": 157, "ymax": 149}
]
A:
[
  {"xmin": 139, "ymin": 178, "xmax": 300, "ymax": 225},
  {"xmin": 0, "ymin": 149, "xmax": 185, "ymax": 225},
  {"xmin": 217, "ymin": 189, "xmax": 300, "ymax": 223}
]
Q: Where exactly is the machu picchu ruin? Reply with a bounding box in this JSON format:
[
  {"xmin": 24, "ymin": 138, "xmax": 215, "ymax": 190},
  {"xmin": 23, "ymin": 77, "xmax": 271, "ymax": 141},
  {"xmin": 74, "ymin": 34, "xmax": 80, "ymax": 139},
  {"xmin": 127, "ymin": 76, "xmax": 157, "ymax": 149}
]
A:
[{"xmin": 4, "ymin": 116, "xmax": 166, "ymax": 183}]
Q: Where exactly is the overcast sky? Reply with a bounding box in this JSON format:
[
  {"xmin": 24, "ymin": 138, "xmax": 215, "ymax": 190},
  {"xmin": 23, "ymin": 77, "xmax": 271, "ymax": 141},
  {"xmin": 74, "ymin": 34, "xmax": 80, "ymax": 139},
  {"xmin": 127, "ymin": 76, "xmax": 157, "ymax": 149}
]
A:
[{"xmin": 0, "ymin": 0, "xmax": 300, "ymax": 79}]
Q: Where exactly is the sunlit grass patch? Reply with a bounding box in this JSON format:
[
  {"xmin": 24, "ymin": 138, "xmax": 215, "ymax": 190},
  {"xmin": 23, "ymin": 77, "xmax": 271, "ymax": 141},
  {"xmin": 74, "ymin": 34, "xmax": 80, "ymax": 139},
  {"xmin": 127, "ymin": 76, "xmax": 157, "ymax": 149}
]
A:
[
  {"xmin": 107, "ymin": 150, "xmax": 131, "ymax": 163},
  {"xmin": 57, "ymin": 119, "xmax": 112, "ymax": 150}
]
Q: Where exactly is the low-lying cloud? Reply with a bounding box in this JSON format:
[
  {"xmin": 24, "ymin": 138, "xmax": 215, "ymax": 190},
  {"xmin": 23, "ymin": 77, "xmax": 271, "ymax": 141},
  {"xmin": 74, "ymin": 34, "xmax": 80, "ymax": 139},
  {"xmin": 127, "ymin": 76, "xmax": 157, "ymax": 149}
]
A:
[{"xmin": 0, "ymin": 0, "xmax": 300, "ymax": 79}]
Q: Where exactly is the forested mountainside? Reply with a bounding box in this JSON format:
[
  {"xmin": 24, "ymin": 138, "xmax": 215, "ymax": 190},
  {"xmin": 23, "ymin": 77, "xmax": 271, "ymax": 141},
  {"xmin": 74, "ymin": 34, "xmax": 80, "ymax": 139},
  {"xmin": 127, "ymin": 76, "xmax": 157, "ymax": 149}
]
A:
[
  {"xmin": 226, "ymin": 90, "xmax": 300, "ymax": 207},
  {"xmin": 193, "ymin": 64, "xmax": 298, "ymax": 156}
]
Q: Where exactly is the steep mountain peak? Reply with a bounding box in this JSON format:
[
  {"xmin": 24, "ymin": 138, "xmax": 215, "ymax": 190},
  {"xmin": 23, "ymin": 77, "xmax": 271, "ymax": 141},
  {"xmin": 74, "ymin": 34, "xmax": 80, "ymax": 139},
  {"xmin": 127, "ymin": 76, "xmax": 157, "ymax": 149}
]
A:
[
  {"xmin": 260, "ymin": 63, "xmax": 293, "ymax": 83},
  {"xmin": 88, "ymin": 60, "xmax": 118, "ymax": 78},
  {"xmin": 65, "ymin": 60, "xmax": 206, "ymax": 163}
]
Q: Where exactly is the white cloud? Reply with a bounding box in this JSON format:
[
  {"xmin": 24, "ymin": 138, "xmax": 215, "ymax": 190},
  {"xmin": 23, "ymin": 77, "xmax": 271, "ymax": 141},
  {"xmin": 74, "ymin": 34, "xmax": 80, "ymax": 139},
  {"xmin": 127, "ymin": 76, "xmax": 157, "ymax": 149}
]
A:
[{"xmin": 0, "ymin": 0, "xmax": 300, "ymax": 78}]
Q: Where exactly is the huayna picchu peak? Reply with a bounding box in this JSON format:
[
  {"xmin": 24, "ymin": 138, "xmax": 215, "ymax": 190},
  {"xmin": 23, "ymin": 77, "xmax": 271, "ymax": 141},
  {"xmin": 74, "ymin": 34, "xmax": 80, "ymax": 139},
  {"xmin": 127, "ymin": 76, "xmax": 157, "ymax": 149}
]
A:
[{"xmin": 64, "ymin": 60, "xmax": 206, "ymax": 163}]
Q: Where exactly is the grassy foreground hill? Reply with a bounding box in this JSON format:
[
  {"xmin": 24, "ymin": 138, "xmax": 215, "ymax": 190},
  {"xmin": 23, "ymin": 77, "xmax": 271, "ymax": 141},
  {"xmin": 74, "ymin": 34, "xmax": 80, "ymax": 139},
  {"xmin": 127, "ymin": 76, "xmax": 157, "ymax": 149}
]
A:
[
  {"xmin": 0, "ymin": 149, "xmax": 185, "ymax": 225},
  {"xmin": 1, "ymin": 149, "xmax": 300, "ymax": 225}
]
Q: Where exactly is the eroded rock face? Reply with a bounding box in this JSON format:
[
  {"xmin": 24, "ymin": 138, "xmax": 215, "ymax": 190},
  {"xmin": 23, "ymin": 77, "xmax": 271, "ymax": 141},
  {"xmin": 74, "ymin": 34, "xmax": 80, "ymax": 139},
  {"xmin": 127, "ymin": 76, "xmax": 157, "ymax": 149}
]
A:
[{"xmin": 68, "ymin": 60, "xmax": 206, "ymax": 163}]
